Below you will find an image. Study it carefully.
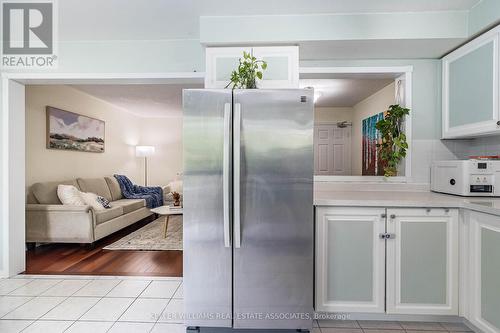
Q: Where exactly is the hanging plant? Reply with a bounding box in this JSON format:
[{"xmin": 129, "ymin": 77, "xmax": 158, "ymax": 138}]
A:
[
  {"xmin": 375, "ymin": 104, "xmax": 410, "ymax": 177},
  {"xmin": 225, "ymin": 50, "xmax": 267, "ymax": 89}
]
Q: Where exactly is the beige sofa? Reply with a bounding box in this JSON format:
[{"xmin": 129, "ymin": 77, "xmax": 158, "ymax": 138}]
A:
[{"xmin": 26, "ymin": 177, "xmax": 154, "ymax": 244}]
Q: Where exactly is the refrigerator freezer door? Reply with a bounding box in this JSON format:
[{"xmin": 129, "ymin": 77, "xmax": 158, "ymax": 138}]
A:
[
  {"xmin": 233, "ymin": 89, "xmax": 314, "ymax": 330},
  {"xmin": 183, "ymin": 89, "xmax": 233, "ymax": 328}
]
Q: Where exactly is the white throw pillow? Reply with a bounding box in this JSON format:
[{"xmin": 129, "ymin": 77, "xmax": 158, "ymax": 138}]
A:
[
  {"xmin": 80, "ymin": 192, "xmax": 106, "ymax": 211},
  {"xmin": 57, "ymin": 185, "xmax": 86, "ymax": 206}
]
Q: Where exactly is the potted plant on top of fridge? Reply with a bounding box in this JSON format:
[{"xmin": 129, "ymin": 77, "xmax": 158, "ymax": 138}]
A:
[{"xmin": 225, "ymin": 50, "xmax": 267, "ymax": 89}]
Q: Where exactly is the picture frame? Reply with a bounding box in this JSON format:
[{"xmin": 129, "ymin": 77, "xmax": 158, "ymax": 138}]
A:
[{"xmin": 46, "ymin": 106, "xmax": 105, "ymax": 153}]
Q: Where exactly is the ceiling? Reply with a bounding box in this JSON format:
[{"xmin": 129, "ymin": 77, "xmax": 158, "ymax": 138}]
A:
[
  {"xmin": 299, "ymin": 78, "xmax": 394, "ymax": 107},
  {"xmin": 71, "ymin": 78, "xmax": 394, "ymax": 116},
  {"xmin": 59, "ymin": 0, "xmax": 480, "ymax": 41},
  {"xmin": 71, "ymin": 84, "xmax": 203, "ymax": 118}
]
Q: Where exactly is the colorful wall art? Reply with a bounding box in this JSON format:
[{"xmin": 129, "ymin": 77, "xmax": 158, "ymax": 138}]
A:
[{"xmin": 362, "ymin": 112, "xmax": 385, "ymax": 176}]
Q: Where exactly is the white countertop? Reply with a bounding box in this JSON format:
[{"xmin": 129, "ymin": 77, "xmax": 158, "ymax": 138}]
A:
[{"xmin": 314, "ymin": 190, "xmax": 500, "ymax": 216}]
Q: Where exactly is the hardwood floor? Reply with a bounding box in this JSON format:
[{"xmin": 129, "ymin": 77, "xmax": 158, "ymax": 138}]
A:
[{"xmin": 25, "ymin": 216, "xmax": 183, "ymax": 277}]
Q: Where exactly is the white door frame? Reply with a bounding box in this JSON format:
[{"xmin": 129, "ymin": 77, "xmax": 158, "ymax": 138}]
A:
[
  {"xmin": 1, "ymin": 71, "xmax": 205, "ymax": 277},
  {"xmin": 300, "ymin": 66, "xmax": 413, "ymax": 183}
]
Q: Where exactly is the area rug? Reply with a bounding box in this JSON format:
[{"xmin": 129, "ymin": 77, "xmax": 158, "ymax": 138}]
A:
[{"xmin": 104, "ymin": 216, "xmax": 183, "ymax": 251}]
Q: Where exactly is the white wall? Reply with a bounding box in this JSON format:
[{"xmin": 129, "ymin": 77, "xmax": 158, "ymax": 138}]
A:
[
  {"xmin": 139, "ymin": 117, "xmax": 183, "ymax": 187},
  {"xmin": 26, "ymin": 85, "xmax": 182, "ymax": 192},
  {"xmin": 314, "ymin": 107, "xmax": 353, "ymax": 123},
  {"xmin": 26, "ymin": 85, "xmax": 142, "ymax": 188},
  {"xmin": 351, "ymin": 82, "xmax": 395, "ymax": 175}
]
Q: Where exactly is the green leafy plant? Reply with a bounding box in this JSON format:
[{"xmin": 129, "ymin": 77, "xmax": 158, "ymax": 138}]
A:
[
  {"xmin": 225, "ymin": 51, "xmax": 267, "ymax": 89},
  {"xmin": 375, "ymin": 104, "xmax": 410, "ymax": 177}
]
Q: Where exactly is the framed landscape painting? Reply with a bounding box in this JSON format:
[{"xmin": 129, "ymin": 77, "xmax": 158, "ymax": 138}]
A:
[{"xmin": 46, "ymin": 106, "xmax": 105, "ymax": 153}]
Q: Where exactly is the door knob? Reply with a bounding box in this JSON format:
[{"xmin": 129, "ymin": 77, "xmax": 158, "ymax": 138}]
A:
[{"xmin": 497, "ymin": 121, "xmax": 500, "ymax": 126}]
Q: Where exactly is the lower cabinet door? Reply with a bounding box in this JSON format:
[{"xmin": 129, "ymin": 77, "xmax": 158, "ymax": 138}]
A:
[
  {"xmin": 315, "ymin": 207, "xmax": 386, "ymax": 313},
  {"xmin": 468, "ymin": 211, "xmax": 500, "ymax": 333},
  {"xmin": 386, "ymin": 208, "xmax": 458, "ymax": 315}
]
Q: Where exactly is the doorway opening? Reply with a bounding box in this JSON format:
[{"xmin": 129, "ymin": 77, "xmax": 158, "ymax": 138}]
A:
[
  {"xmin": 2, "ymin": 73, "xmax": 204, "ymax": 278},
  {"xmin": 299, "ymin": 67, "xmax": 413, "ymax": 182}
]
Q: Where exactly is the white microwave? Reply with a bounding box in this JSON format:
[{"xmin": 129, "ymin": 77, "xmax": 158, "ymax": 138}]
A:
[{"xmin": 431, "ymin": 160, "xmax": 500, "ymax": 197}]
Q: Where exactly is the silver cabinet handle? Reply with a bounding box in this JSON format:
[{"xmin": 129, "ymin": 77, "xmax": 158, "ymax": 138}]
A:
[
  {"xmin": 379, "ymin": 233, "xmax": 396, "ymax": 239},
  {"xmin": 381, "ymin": 213, "xmax": 387, "ymax": 218},
  {"xmin": 234, "ymin": 103, "xmax": 241, "ymax": 249},
  {"xmin": 390, "ymin": 214, "xmax": 396, "ymax": 219},
  {"xmin": 223, "ymin": 103, "xmax": 231, "ymax": 248}
]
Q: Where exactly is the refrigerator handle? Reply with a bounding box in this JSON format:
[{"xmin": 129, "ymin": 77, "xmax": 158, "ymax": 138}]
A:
[
  {"xmin": 234, "ymin": 103, "xmax": 241, "ymax": 249},
  {"xmin": 223, "ymin": 103, "xmax": 232, "ymax": 248}
]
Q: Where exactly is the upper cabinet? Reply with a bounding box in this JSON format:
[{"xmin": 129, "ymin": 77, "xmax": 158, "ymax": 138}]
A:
[
  {"xmin": 442, "ymin": 25, "xmax": 500, "ymax": 139},
  {"xmin": 205, "ymin": 46, "xmax": 299, "ymax": 89}
]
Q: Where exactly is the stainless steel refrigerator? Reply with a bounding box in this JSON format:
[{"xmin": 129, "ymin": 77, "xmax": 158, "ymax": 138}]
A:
[{"xmin": 183, "ymin": 89, "xmax": 314, "ymax": 331}]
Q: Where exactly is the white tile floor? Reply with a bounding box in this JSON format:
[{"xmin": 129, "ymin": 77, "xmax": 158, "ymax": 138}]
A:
[
  {"xmin": 0, "ymin": 275, "xmax": 474, "ymax": 333},
  {"xmin": 0, "ymin": 275, "xmax": 183, "ymax": 333}
]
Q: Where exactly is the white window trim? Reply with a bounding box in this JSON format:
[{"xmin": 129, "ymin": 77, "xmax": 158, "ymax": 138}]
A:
[{"xmin": 300, "ymin": 66, "xmax": 413, "ymax": 183}]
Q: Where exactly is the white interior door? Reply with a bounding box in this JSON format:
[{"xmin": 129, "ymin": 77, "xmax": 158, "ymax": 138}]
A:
[{"xmin": 314, "ymin": 124, "xmax": 351, "ymax": 175}]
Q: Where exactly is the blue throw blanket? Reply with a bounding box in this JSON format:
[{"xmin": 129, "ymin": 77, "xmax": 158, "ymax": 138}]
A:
[{"xmin": 114, "ymin": 174, "xmax": 163, "ymax": 208}]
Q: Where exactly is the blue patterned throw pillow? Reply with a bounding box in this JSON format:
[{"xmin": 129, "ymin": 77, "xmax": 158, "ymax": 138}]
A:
[{"xmin": 96, "ymin": 196, "xmax": 111, "ymax": 209}]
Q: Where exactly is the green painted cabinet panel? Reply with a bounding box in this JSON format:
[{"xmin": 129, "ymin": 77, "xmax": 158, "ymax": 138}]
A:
[
  {"xmin": 327, "ymin": 220, "xmax": 374, "ymax": 302},
  {"xmin": 205, "ymin": 46, "xmax": 298, "ymax": 88},
  {"xmin": 481, "ymin": 227, "xmax": 500, "ymax": 329},
  {"xmin": 442, "ymin": 26, "xmax": 500, "ymax": 138},
  {"xmin": 315, "ymin": 207, "xmax": 386, "ymax": 313},
  {"xmin": 387, "ymin": 208, "xmax": 458, "ymax": 315},
  {"xmin": 448, "ymin": 42, "xmax": 494, "ymax": 128},
  {"xmin": 400, "ymin": 221, "xmax": 447, "ymax": 304},
  {"xmin": 469, "ymin": 212, "xmax": 500, "ymax": 333},
  {"xmin": 215, "ymin": 57, "xmax": 240, "ymax": 81},
  {"xmin": 261, "ymin": 56, "xmax": 289, "ymax": 81}
]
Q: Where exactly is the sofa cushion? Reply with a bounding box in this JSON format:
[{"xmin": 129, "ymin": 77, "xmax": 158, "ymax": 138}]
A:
[
  {"xmin": 94, "ymin": 206, "xmax": 124, "ymax": 225},
  {"xmin": 77, "ymin": 178, "xmax": 112, "ymax": 202},
  {"xmin": 32, "ymin": 180, "xmax": 80, "ymax": 204},
  {"xmin": 111, "ymin": 199, "xmax": 146, "ymax": 214},
  {"xmin": 105, "ymin": 176, "xmax": 123, "ymax": 201}
]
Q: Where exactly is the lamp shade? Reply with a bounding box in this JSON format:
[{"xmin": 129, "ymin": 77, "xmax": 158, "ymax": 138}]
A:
[{"xmin": 135, "ymin": 146, "xmax": 155, "ymax": 157}]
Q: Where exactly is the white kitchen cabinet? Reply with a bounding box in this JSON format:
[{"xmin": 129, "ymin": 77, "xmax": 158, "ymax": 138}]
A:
[
  {"xmin": 386, "ymin": 208, "xmax": 459, "ymax": 315},
  {"xmin": 315, "ymin": 207, "xmax": 386, "ymax": 313},
  {"xmin": 205, "ymin": 46, "xmax": 299, "ymax": 89},
  {"xmin": 442, "ymin": 25, "xmax": 500, "ymax": 138},
  {"xmin": 467, "ymin": 211, "xmax": 500, "ymax": 333},
  {"xmin": 316, "ymin": 206, "xmax": 459, "ymax": 315}
]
